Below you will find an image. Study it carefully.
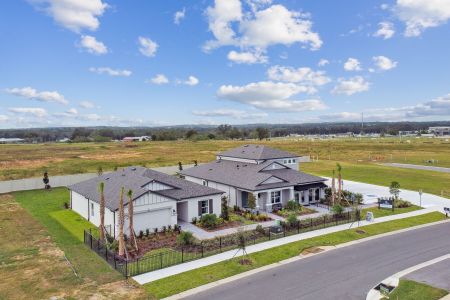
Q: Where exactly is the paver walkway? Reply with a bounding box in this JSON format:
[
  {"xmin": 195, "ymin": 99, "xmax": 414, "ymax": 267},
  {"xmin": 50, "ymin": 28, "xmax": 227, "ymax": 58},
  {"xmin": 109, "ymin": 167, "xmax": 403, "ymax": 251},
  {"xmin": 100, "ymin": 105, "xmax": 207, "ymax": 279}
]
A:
[{"xmin": 133, "ymin": 206, "xmax": 441, "ymax": 285}]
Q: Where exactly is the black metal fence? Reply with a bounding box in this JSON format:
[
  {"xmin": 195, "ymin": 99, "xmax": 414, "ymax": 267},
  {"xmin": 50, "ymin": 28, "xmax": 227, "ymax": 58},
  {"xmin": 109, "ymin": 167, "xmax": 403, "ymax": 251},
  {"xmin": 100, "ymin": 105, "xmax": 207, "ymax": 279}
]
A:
[{"xmin": 84, "ymin": 211, "xmax": 357, "ymax": 278}]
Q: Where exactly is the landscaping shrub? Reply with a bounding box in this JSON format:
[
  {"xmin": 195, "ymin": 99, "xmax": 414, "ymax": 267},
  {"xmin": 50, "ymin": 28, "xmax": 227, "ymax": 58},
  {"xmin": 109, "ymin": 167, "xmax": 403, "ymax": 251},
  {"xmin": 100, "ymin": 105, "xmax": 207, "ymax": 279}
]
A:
[
  {"xmin": 200, "ymin": 214, "xmax": 218, "ymax": 229},
  {"xmin": 331, "ymin": 204, "xmax": 344, "ymax": 215},
  {"xmin": 220, "ymin": 196, "xmax": 229, "ymax": 221},
  {"xmin": 395, "ymin": 199, "xmax": 412, "ymax": 208},
  {"xmin": 177, "ymin": 231, "xmax": 195, "ymax": 246},
  {"xmin": 286, "ymin": 200, "xmax": 300, "ymax": 211},
  {"xmin": 145, "ymin": 228, "xmax": 150, "ymax": 237},
  {"xmin": 139, "ymin": 230, "xmax": 144, "ymax": 239},
  {"xmin": 63, "ymin": 202, "xmax": 69, "ymax": 209},
  {"xmin": 191, "ymin": 217, "xmax": 197, "ymax": 224},
  {"xmin": 256, "ymin": 224, "xmax": 265, "ymax": 235},
  {"xmin": 287, "ymin": 213, "xmax": 298, "ymax": 226},
  {"xmin": 233, "ymin": 205, "xmax": 240, "ymax": 212}
]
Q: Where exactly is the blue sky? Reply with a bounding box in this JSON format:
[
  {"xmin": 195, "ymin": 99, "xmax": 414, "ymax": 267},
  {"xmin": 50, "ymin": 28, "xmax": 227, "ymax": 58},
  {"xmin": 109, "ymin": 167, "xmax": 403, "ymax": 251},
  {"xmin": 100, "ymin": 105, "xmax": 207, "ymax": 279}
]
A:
[{"xmin": 1, "ymin": 0, "xmax": 450, "ymax": 128}]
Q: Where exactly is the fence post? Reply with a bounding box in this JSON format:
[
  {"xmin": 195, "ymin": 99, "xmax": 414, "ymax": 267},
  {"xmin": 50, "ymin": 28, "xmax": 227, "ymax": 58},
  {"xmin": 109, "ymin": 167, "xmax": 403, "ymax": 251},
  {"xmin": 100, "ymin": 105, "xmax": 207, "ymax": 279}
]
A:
[
  {"xmin": 114, "ymin": 255, "xmax": 117, "ymax": 269},
  {"xmin": 269, "ymin": 231, "xmax": 271, "ymax": 240},
  {"xmin": 310, "ymin": 218, "xmax": 312, "ymax": 228},
  {"xmin": 137, "ymin": 258, "xmax": 139, "ymax": 274},
  {"xmin": 336, "ymin": 214, "xmax": 338, "ymax": 226},
  {"xmin": 323, "ymin": 216, "xmax": 326, "ymax": 228},
  {"xmin": 125, "ymin": 260, "xmax": 128, "ymax": 278},
  {"xmin": 160, "ymin": 253, "xmax": 163, "ymax": 269},
  {"xmin": 297, "ymin": 221, "xmax": 300, "ymax": 234},
  {"xmin": 90, "ymin": 232, "xmax": 93, "ymax": 249},
  {"xmin": 219, "ymin": 237, "xmax": 222, "ymax": 252},
  {"xmin": 201, "ymin": 242, "xmax": 204, "ymax": 258},
  {"xmin": 182, "ymin": 247, "xmax": 184, "ymax": 263}
]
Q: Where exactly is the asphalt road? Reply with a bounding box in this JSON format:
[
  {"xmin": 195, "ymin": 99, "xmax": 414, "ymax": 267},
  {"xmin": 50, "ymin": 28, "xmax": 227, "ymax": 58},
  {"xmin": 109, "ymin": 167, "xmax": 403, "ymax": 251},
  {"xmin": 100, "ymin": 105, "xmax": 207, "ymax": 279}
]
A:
[{"xmin": 183, "ymin": 222, "xmax": 450, "ymax": 300}]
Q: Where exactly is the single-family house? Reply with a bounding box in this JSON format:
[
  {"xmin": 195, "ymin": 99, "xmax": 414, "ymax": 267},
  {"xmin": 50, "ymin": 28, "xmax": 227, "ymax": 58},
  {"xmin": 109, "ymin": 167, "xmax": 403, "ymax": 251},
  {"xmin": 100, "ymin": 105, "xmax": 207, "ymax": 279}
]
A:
[
  {"xmin": 68, "ymin": 166, "xmax": 224, "ymax": 238},
  {"xmin": 181, "ymin": 144, "xmax": 327, "ymax": 212}
]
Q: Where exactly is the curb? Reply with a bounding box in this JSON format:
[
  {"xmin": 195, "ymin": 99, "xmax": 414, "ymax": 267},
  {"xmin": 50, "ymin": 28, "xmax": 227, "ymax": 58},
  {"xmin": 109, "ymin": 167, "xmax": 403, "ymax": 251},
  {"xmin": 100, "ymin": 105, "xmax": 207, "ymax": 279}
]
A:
[
  {"xmin": 162, "ymin": 219, "xmax": 450, "ymax": 300},
  {"xmin": 366, "ymin": 252, "xmax": 450, "ymax": 300}
]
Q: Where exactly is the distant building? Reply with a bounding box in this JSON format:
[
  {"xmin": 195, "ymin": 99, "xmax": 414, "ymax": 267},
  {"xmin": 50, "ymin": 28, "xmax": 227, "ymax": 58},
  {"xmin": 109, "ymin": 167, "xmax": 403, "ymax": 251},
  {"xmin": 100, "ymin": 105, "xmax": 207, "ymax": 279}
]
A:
[
  {"xmin": 58, "ymin": 138, "xmax": 71, "ymax": 143},
  {"xmin": 0, "ymin": 138, "xmax": 25, "ymax": 144},
  {"xmin": 122, "ymin": 136, "xmax": 151, "ymax": 142},
  {"xmin": 429, "ymin": 127, "xmax": 450, "ymax": 136}
]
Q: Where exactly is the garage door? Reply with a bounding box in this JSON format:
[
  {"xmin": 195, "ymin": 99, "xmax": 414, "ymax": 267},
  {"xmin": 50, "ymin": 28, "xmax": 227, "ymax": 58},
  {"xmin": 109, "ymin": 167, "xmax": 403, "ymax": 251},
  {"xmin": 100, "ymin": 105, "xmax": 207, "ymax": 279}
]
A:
[{"xmin": 133, "ymin": 208, "xmax": 171, "ymax": 232}]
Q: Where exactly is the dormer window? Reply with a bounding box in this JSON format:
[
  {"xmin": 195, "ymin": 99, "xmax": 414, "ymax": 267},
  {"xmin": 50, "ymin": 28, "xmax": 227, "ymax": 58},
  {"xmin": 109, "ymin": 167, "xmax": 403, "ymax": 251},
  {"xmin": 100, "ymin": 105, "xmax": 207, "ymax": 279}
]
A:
[{"xmin": 202, "ymin": 180, "xmax": 208, "ymax": 186}]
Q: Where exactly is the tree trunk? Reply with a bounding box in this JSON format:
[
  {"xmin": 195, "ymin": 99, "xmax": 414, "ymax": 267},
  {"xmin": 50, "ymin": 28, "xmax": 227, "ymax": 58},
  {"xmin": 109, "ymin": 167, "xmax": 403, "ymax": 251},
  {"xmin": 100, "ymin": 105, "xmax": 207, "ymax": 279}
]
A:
[
  {"xmin": 338, "ymin": 173, "xmax": 342, "ymax": 205},
  {"xmin": 128, "ymin": 191, "xmax": 136, "ymax": 249},
  {"xmin": 118, "ymin": 187, "xmax": 125, "ymax": 257},
  {"xmin": 331, "ymin": 172, "xmax": 336, "ymax": 206}
]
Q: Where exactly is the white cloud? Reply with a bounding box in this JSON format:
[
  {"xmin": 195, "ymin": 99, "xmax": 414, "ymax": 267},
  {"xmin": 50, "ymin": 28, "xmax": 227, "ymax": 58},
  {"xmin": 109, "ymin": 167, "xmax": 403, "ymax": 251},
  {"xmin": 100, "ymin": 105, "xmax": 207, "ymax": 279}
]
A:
[
  {"xmin": 227, "ymin": 50, "xmax": 268, "ymax": 64},
  {"xmin": 372, "ymin": 56, "xmax": 398, "ymax": 71},
  {"xmin": 32, "ymin": 0, "xmax": 108, "ymax": 33},
  {"xmin": 246, "ymin": 0, "xmax": 273, "ymax": 12},
  {"xmin": 192, "ymin": 108, "xmax": 268, "ymax": 119},
  {"xmin": 178, "ymin": 76, "xmax": 199, "ymax": 86},
  {"xmin": 150, "ymin": 74, "xmax": 169, "ymax": 85},
  {"xmin": 343, "ymin": 58, "xmax": 362, "ymax": 71},
  {"xmin": 80, "ymin": 35, "xmax": 108, "ymax": 54},
  {"xmin": 217, "ymin": 81, "xmax": 326, "ymax": 112},
  {"xmin": 5, "ymin": 87, "xmax": 69, "ymax": 105},
  {"xmin": 8, "ymin": 107, "xmax": 48, "ymax": 117},
  {"xmin": 374, "ymin": 22, "xmax": 395, "ymax": 39},
  {"xmin": 0, "ymin": 115, "xmax": 9, "ymax": 122},
  {"xmin": 395, "ymin": 0, "xmax": 450, "ymax": 37},
  {"xmin": 79, "ymin": 101, "xmax": 95, "ymax": 109},
  {"xmin": 318, "ymin": 59, "xmax": 329, "ymax": 67},
  {"xmin": 89, "ymin": 67, "xmax": 132, "ymax": 77},
  {"xmin": 405, "ymin": 93, "xmax": 450, "ymax": 117},
  {"xmin": 138, "ymin": 36, "xmax": 158, "ymax": 57},
  {"xmin": 331, "ymin": 76, "xmax": 370, "ymax": 96},
  {"xmin": 204, "ymin": 1, "xmax": 322, "ymax": 53},
  {"xmin": 174, "ymin": 8, "xmax": 186, "ymax": 24},
  {"xmin": 267, "ymin": 65, "xmax": 331, "ymax": 86},
  {"xmin": 53, "ymin": 108, "xmax": 79, "ymax": 117}
]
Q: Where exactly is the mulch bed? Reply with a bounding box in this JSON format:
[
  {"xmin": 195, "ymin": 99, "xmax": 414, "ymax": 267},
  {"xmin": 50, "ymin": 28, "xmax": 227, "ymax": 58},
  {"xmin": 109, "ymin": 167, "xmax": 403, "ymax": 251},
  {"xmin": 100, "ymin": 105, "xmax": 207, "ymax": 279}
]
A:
[{"xmin": 129, "ymin": 232, "xmax": 179, "ymax": 258}]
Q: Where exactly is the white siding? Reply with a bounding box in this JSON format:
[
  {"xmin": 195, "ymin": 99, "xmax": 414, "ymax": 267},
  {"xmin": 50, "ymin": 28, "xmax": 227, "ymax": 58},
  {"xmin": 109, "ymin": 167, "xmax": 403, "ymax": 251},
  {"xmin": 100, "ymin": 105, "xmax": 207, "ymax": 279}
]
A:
[
  {"xmin": 144, "ymin": 181, "xmax": 172, "ymax": 191},
  {"xmin": 184, "ymin": 176, "xmax": 237, "ymax": 207},
  {"xmin": 259, "ymin": 176, "xmax": 285, "ymax": 185},
  {"xmin": 177, "ymin": 194, "xmax": 222, "ymax": 222},
  {"xmin": 216, "ymin": 156, "xmax": 259, "ymax": 164},
  {"xmin": 71, "ymin": 191, "xmax": 89, "ymax": 219}
]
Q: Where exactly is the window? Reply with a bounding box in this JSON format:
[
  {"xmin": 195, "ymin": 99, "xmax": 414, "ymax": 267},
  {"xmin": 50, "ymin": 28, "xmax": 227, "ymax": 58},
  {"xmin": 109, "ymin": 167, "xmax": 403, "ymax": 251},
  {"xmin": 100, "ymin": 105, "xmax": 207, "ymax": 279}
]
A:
[
  {"xmin": 202, "ymin": 180, "xmax": 208, "ymax": 186},
  {"xmin": 292, "ymin": 159, "xmax": 296, "ymax": 163},
  {"xmin": 301, "ymin": 191, "xmax": 305, "ymax": 203},
  {"xmin": 200, "ymin": 200, "xmax": 209, "ymax": 215},
  {"xmin": 271, "ymin": 191, "xmax": 281, "ymax": 203},
  {"xmin": 315, "ymin": 189, "xmax": 320, "ymax": 200},
  {"xmin": 284, "ymin": 159, "xmax": 287, "ymax": 164},
  {"xmin": 91, "ymin": 202, "xmax": 94, "ymax": 217},
  {"xmin": 288, "ymin": 159, "xmax": 292, "ymax": 163}
]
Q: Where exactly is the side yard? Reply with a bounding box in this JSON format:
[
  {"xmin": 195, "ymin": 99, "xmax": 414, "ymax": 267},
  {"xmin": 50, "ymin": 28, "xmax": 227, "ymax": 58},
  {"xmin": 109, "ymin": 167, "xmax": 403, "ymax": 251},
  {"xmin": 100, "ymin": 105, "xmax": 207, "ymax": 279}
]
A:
[
  {"xmin": 143, "ymin": 212, "xmax": 446, "ymax": 299},
  {"xmin": 1, "ymin": 188, "xmax": 147, "ymax": 299},
  {"xmin": 387, "ymin": 279, "xmax": 448, "ymax": 300}
]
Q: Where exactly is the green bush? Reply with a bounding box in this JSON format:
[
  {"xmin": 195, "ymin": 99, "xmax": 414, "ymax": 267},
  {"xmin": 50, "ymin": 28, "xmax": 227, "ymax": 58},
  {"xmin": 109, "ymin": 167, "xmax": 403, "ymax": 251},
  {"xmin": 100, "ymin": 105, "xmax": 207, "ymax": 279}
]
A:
[
  {"xmin": 177, "ymin": 231, "xmax": 195, "ymax": 246},
  {"xmin": 286, "ymin": 200, "xmax": 300, "ymax": 211},
  {"xmin": 331, "ymin": 204, "xmax": 344, "ymax": 215},
  {"xmin": 395, "ymin": 199, "xmax": 412, "ymax": 208},
  {"xmin": 255, "ymin": 224, "xmax": 265, "ymax": 235},
  {"xmin": 286, "ymin": 213, "xmax": 298, "ymax": 226},
  {"xmin": 200, "ymin": 214, "xmax": 218, "ymax": 228}
]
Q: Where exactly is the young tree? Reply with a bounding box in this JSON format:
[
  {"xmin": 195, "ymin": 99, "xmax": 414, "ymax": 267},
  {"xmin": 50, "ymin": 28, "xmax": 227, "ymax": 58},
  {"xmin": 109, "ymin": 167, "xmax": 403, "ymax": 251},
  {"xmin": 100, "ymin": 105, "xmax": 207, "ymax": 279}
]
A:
[
  {"xmin": 97, "ymin": 166, "xmax": 103, "ymax": 176},
  {"xmin": 98, "ymin": 182, "xmax": 106, "ymax": 242},
  {"xmin": 247, "ymin": 193, "xmax": 256, "ymax": 210},
  {"xmin": 127, "ymin": 189, "xmax": 137, "ymax": 249},
  {"xmin": 389, "ymin": 181, "xmax": 401, "ymax": 200},
  {"xmin": 43, "ymin": 171, "xmax": 50, "ymax": 190},
  {"xmin": 220, "ymin": 196, "xmax": 229, "ymax": 221},
  {"xmin": 336, "ymin": 163, "xmax": 343, "ymax": 204},
  {"xmin": 178, "ymin": 161, "xmax": 183, "ymax": 171},
  {"xmin": 118, "ymin": 187, "xmax": 125, "ymax": 256},
  {"xmin": 331, "ymin": 170, "xmax": 336, "ymax": 206}
]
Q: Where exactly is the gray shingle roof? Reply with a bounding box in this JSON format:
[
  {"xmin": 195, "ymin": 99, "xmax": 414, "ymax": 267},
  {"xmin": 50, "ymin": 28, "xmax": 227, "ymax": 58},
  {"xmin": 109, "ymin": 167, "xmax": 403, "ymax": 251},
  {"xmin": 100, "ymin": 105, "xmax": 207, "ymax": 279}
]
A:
[
  {"xmin": 68, "ymin": 166, "xmax": 224, "ymax": 211},
  {"xmin": 181, "ymin": 160, "xmax": 326, "ymax": 191},
  {"xmin": 217, "ymin": 144, "xmax": 298, "ymax": 160}
]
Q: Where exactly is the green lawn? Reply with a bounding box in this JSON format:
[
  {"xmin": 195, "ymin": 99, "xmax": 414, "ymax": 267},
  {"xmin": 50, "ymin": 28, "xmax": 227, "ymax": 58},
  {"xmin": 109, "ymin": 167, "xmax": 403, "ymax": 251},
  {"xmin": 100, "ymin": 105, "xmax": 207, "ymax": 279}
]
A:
[
  {"xmin": 302, "ymin": 160, "xmax": 450, "ymax": 199},
  {"xmin": 387, "ymin": 279, "xmax": 448, "ymax": 300},
  {"xmin": 362, "ymin": 205, "xmax": 422, "ymax": 219},
  {"xmin": 13, "ymin": 188, "xmax": 121, "ymax": 284},
  {"xmin": 144, "ymin": 212, "xmax": 446, "ymax": 299}
]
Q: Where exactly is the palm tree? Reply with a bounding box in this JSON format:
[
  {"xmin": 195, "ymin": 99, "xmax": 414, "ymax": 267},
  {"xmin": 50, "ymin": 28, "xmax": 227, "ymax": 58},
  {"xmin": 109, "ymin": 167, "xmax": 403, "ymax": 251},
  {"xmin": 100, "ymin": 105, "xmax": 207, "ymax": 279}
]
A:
[
  {"xmin": 118, "ymin": 187, "xmax": 125, "ymax": 256},
  {"xmin": 331, "ymin": 170, "xmax": 336, "ymax": 206},
  {"xmin": 98, "ymin": 182, "xmax": 105, "ymax": 242},
  {"xmin": 336, "ymin": 163, "xmax": 343, "ymax": 204},
  {"xmin": 127, "ymin": 189, "xmax": 137, "ymax": 249}
]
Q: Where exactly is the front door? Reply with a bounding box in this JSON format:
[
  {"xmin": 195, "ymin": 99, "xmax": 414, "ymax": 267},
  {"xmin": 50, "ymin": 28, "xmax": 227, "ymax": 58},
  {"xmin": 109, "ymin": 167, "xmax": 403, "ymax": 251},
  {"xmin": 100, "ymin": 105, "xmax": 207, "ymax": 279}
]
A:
[
  {"xmin": 295, "ymin": 192, "xmax": 300, "ymax": 203},
  {"xmin": 241, "ymin": 191, "xmax": 248, "ymax": 208}
]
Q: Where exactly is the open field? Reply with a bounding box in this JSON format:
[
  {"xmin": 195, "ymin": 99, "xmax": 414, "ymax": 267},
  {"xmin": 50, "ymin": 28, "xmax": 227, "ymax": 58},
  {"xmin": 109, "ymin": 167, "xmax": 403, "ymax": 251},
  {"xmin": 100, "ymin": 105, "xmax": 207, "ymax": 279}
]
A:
[
  {"xmin": 143, "ymin": 212, "xmax": 446, "ymax": 299},
  {"xmin": 1, "ymin": 138, "xmax": 450, "ymax": 181},
  {"xmin": 387, "ymin": 279, "xmax": 448, "ymax": 300},
  {"xmin": 0, "ymin": 188, "xmax": 147, "ymax": 299}
]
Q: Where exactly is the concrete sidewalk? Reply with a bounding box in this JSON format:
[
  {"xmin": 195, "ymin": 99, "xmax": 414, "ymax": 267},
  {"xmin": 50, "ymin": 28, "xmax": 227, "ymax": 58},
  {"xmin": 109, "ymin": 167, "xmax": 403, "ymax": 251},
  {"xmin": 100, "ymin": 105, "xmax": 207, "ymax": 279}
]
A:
[{"xmin": 133, "ymin": 206, "xmax": 440, "ymax": 285}]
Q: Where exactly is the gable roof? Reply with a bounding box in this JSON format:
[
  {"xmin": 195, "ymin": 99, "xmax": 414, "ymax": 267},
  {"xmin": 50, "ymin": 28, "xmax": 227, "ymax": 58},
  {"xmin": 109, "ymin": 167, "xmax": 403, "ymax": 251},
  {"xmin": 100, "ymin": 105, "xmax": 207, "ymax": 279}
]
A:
[
  {"xmin": 68, "ymin": 166, "xmax": 223, "ymax": 211},
  {"xmin": 217, "ymin": 144, "xmax": 298, "ymax": 160},
  {"xmin": 181, "ymin": 160, "xmax": 326, "ymax": 191}
]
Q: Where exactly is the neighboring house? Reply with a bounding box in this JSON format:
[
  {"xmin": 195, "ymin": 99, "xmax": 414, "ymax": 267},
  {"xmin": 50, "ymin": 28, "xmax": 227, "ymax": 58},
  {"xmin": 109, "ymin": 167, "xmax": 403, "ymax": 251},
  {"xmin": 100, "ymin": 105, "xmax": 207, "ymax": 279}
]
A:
[
  {"xmin": 122, "ymin": 136, "xmax": 151, "ymax": 142},
  {"xmin": 429, "ymin": 126, "xmax": 450, "ymax": 136},
  {"xmin": 0, "ymin": 138, "xmax": 25, "ymax": 144},
  {"xmin": 68, "ymin": 167, "xmax": 223, "ymax": 238},
  {"xmin": 181, "ymin": 144, "xmax": 327, "ymax": 212}
]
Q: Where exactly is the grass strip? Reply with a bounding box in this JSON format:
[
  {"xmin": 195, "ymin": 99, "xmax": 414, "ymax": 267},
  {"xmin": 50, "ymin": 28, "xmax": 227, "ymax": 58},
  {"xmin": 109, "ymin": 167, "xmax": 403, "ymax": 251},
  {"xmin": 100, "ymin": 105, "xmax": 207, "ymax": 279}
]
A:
[
  {"xmin": 144, "ymin": 212, "xmax": 445, "ymax": 299},
  {"xmin": 387, "ymin": 279, "xmax": 448, "ymax": 300}
]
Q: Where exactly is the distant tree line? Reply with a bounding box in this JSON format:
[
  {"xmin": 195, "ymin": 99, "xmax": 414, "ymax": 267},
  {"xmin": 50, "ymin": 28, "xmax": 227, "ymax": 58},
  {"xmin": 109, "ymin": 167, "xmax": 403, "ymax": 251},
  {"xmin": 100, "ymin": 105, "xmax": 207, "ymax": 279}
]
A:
[{"xmin": 0, "ymin": 121, "xmax": 448, "ymax": 143}]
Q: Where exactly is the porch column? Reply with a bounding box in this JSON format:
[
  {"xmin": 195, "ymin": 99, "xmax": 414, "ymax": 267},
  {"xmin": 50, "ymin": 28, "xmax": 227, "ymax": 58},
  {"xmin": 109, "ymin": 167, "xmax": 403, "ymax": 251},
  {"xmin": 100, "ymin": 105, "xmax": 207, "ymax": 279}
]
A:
[
  {"xmin": 266, "ymin": 190, "xmax": 272, "ymax": 212},
  {"xmin": 304, "ymin": 189, "xmax": 310, "ymax": 204},
  {"xmin": 254, "ymin": 193, "xmax": 259, "ymax": 210},
  {"xmin": 320, "ymin": 188, "xmax": 325, "ymax": 200},
  {"xmin": 289, "ymin": 187, "xmax": 294, "ymax": 201}
]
